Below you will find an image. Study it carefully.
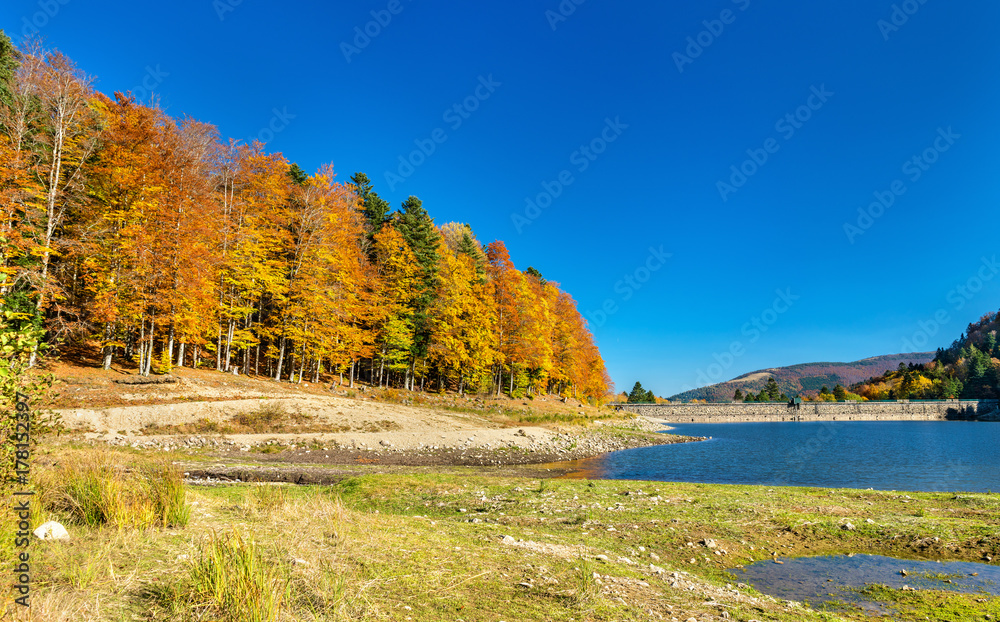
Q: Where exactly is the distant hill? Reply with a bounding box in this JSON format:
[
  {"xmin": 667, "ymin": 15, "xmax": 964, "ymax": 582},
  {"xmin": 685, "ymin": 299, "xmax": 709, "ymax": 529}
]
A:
[{"xmin": 668, "ymin": 353, "xmax": 936, "ymax": 402}]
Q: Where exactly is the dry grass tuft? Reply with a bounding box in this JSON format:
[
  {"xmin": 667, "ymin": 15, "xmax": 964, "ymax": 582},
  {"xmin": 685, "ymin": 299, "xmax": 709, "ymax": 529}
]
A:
[{"xmin": 36, "ymin": 449, "xmax": 189, "ymax": 529}]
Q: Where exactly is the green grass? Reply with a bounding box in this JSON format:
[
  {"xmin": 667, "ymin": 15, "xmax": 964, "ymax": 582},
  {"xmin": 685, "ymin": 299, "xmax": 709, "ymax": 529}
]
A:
[
  {"xmin": 187, "ymin": 528, "xmax": 290, "ymax": 622},
  {"xmin": 9, "ymin": 446, "xmax": 1000, "ymax": 620}
]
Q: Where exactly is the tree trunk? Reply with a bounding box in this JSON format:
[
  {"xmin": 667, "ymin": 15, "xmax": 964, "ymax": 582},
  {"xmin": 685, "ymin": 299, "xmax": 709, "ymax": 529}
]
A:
[
  {"xmin": 274, "ymin": 337, "xmax": 286, "ymax": 382},
  {"xmin": 143, "ymin": 317, "xmax": 155, "ymax": 377},
  {"xmin": 176, "ymin": 342, "xmax": 185, "ymax": 367},
  {"xmin": 350, "ymin": 359, "xmax": 356, "ymax": 388},
  {"xmin": 166, "ymin": 326, "xmax": 175, "ymax": 369},
  {"xmin": 216, "ymin": 325, "xmax": 223, "ymax": 371},
  {"xmin": 137, "ymin": 321, "xmax": 146, "ymax": 376},
  {"xmin": 224, "ymin": 319, "xmax": 235, "ymax": 372},
  {"xmin": 102, "ymin": 322, "xmax": 114, "ymax": 370}
]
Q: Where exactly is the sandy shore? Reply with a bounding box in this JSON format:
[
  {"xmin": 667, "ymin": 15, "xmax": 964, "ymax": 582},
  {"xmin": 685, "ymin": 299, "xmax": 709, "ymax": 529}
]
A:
[{"xmin": 57, "ymin": 394, "xmax": 704, "ymax": 470}]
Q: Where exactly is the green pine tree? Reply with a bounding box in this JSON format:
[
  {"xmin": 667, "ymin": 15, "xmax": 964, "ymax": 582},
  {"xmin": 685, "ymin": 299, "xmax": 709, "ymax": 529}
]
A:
[
  {"xmin": 350, "ymin": 172, "xmax": 391, "ymax": 240},
  {"xmin": 833, "ymin": 384, "xmax": 847, "ymax": 401},
  {"xmin": 733, "ymin": 389, "xmax": 743, "ymax": 401},
  {"xmin": 287, "ymin": 163, "xmax": 308, "ymax": 186},
  {"xmin": 0, "ymin": 30, "xmax": 19, "ymax": 112},
  {"xmin": 764, "ymin": 377, "xmax": 781, "ymax": 401},
  {"xmin": 985, "ymin": 331, "xmax": 998, "ymax": 358},
  {"xmin": 525, "ymin": 267, "xmax": 546, "ymax": 285},
  {"xmin": 395, "ymin": 196, "xmax": 441, "ymax": 361},
  {"xmin": 457, "ymin": 231, "xmax": 486, "ymax": 280},
  {"xmin": 627, "ymin": 382, "xmax": 647, "ymax": 404}
]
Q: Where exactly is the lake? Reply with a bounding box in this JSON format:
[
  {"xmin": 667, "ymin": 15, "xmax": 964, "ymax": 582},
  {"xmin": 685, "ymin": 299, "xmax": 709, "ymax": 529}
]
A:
[{"xmin": 559, "ymin": 421, "xmax": 1000, "ymax": 492}]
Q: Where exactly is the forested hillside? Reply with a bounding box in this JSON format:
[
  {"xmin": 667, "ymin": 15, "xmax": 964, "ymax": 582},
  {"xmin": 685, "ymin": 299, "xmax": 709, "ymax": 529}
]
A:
[
  {"xmin": 0, "ymin": 34, "xmax": 611, "ymax": 401},
  {"xmin": 852, "ymin": 311, "xmax": 1000, "ymax": 400},
  {"xmin": 669, "ymin": 353, "xmax": 935, "ymax": 402}
]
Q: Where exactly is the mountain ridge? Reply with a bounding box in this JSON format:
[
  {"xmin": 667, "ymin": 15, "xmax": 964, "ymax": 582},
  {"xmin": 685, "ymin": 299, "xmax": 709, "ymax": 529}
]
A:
[{"xmin": 669, "ymin": 352, "xmax": 936, "ymax": 402}]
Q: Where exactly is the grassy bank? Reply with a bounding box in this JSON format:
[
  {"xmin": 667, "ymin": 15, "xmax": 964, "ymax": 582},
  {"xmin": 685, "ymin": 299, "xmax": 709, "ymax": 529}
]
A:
[{"xmin": 5, "ymin": 448, "xmax": 1000, "ymax": 620}]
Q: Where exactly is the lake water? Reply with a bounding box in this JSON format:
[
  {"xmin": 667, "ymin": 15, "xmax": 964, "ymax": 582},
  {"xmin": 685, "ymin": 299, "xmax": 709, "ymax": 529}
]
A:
[
  {"xmin": 560, "ymin": 421, "xmax": 1000, "ymax": 492},
  {"xmin": 732, "ymin": 554, "xmax": 1000, "ymax": 613}
]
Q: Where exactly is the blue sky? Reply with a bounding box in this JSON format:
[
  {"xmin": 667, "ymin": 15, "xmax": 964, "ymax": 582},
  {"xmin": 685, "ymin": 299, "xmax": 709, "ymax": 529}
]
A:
[{"xmin": 3, "ymin": 0, "xmax": 999, "ymax": 397}]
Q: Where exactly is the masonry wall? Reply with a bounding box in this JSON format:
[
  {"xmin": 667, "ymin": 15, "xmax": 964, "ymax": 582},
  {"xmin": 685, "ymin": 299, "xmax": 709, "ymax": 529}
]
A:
[{"xmin": 614, "ymin": 400, "xmax": 998, "ymax": 423}]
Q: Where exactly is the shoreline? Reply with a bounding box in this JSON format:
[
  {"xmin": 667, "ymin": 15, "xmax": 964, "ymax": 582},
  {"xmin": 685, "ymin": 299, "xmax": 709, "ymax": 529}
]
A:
[{"xmin": 75, "ymin": 417, "xmax": 707, "ymax": 484}]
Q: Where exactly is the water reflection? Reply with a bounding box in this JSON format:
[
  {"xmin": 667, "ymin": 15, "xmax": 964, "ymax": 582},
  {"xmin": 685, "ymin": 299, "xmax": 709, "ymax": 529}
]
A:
[{"xmin": 732, "ymin": 554, "xmax": 1000, "ymax": 611}]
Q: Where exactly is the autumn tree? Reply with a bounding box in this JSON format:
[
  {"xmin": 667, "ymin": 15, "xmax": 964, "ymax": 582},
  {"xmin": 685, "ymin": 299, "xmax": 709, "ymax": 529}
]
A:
[
  {"xmin": 427, "ymin": 237, "xmax": 496, "ymax": 395},
  {"xmin": 370, "ymin": 225, "xmax": 420, "ymax": 387},
  {"xmin": 17, "ymin": 44, "xmax": 99, "ymax": 347}
]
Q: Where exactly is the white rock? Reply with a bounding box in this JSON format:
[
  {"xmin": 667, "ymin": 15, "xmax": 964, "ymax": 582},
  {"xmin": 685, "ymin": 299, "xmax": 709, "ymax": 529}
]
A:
[{"xmin": 34, "ymin": 521, "xmax": 69, "ymax": 540}]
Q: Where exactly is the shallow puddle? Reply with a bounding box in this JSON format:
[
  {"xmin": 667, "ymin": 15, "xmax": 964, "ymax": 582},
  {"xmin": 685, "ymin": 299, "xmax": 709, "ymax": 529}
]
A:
[{"xmin": 731, "ymin": 554, "xmax": 1000, "ymax": 612}]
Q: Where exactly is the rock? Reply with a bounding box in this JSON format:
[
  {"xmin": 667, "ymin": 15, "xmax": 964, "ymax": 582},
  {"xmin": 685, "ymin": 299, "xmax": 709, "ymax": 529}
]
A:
[
  {"xmin": 34, "ymin": 521, "xmax": 69, "ymax": 541},
  {"xmin": 650, "ymin": 564, "xmax": 665, "ymax": 574},
  {"xmin": 866, "ymin": 518, "xmax": 875, "ymax": 524},
  {"xmin": 900, "ymin": 569, "xmax": 908, "ymax": 576},
  {"xmin": 842, "ymin": 522, "xmax": 856, "ymax": 531},
  {"xmin": 595, "ymin": 554, "xmax": 609, "ymax": 561},
  {"xmin": 702, "ymin": 538, "xmax": 718, "ymax": 549},
  {"xmin": 501, "ymin": 535, "xmax": 516, "ymax": 544},
  {"xmin": 650, "ymin": 552, "xmax": 660, "ymax": 561},
  {"xmin": 291, "ymin": 558, "xmax": 309, "ymax": 566}
]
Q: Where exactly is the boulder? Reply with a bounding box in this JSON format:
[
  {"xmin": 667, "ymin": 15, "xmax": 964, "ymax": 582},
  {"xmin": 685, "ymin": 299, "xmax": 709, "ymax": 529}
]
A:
[{"xmin": 34, "ymin": 521, "xmax": 69, "ymax": 541}]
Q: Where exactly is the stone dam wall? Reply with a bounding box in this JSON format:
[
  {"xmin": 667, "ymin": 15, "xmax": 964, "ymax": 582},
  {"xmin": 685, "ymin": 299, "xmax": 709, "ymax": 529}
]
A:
[{"xmin": 613, "ymin": 400, "xmax": 1000, "ymax": 423}]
